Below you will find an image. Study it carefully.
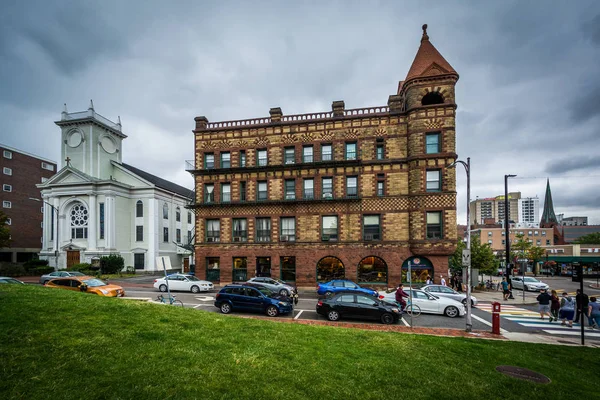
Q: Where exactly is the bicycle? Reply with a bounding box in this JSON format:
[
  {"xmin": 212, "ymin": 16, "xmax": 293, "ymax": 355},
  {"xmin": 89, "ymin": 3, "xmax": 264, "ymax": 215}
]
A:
[
  {"xmin": 404, "ymin": 301, "xmax": 421, "ymax": 317},
  {"xmin": 156, "ymin": 294, "xmax": 184, "ymax": 307}
]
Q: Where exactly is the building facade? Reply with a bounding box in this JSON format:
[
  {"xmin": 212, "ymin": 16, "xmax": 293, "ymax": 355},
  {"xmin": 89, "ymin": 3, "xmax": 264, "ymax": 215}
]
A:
[
  {"xmin": 188, "ymin": 25, "xmax": 459, "ymax": 287},
  {"xmin": 471, "ymin": 227, "xmax": 555, "ymax": 253},
  {"xmin": 516, "ymin": 197, "xmax": 539, "ymax": 228},
  {"xmin": 469, "ymin": 192, "xmax": 520, "ymax": 226},
  {"xmin": 38, "ymin": 103, "xmax": 194, "ymax": 272},
  {"xmin": 560, "ymin": 216, "xmax": 588, "ymax": 226},
  {"xmin": 0, "ymin": 145, "xmax": 57, "ymax": 262}
]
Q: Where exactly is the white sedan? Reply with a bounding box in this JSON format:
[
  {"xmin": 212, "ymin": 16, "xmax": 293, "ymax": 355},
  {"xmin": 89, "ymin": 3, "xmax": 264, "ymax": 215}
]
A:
[
  {"xmin": 154, "ymin": 274, "xmax": 214, "ymax": 293},
  {"xmin": 510, "ymin": 277, "xmax": 549, "ymax": 291},
  {"xmin": 379, "ymin": 288, "xmax": 466, "ymax": 318},
  {"xmin": 421, "ymin": 284, "xmax": 478, "ymax": 307}
]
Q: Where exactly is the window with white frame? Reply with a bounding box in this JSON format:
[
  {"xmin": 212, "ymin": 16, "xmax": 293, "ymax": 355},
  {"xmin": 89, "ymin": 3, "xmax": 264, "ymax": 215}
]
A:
[
  {"xmin": 280, "ymin": 217, "xmax": 296, "ymax": 241},
  {"xmin": 70, "ymin": 202, "xmax": 88, "ymax": 239},
  {"xmin": 162, "ymin": 203, "xmax": 169, "ymax": 219},
  {"xmin": 3, "ymin": 201, "xmax": 11, "ymax": 208},
  {"xmin": 41, "ymin": 162, "xmax": 54, "ymax": 171},
  {"xmin": 3, "ymin": 167, "xmax": 11, "ymax": 175},
  {"xmin": 426, "ymin": 170, "xmax": 441, "ymax": 192},
  {"xmin": 3, "ymin": 150, "xmax": 12, "ymax": 159},
  {"xmin": 6, "ymin": 218, "xmax": 11, "ymax": 225},
  {"xmin": 3, "ymin": 184, "xmax": 11, "ymax": 192}
]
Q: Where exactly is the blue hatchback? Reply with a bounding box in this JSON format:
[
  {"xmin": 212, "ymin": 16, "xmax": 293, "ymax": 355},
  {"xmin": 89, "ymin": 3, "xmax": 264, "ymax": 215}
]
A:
[
  {"xmin": 317, "ymin": 280, "xmax": 378, "ymax": 297},
  {"xmin": 214, "ymin": 284, "xmax": 293, "ymax": 317}
]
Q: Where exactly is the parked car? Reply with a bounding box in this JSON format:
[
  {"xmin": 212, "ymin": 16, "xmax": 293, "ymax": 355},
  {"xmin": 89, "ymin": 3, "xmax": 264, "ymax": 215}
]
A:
[
  {"xmin": 509, "ymin": 276, "xmax": 549, "ymax": 291},
  {"xmin": 244, "ymin": 282, "xmax": 299, "ymax": 305},
  {"xmin": 39, "ymin": 270, "xmax": 86, "ymax": 285},
  {"xmin": 46, "ymin": 276, "xmax": 125, "ymax": 297},
  {"xmin": 154, "ymin": 274, "xmax": 214, "ymax": 293},
  {"xmin": 421, "ymin": 284, "xmax": 478, "ymax": 306},
  {"xmin": 317, "ymin": 280, "xmax": 378, "ymax": 297},
  {"xmin": 379, "ymin": 288, "xmax": 465, "ymax": 318},
  {"xmin": 214, "ymin": 284, "xmax": 293, "ymax": 317},
  {"xmin": 316, "ymin": 292, "xmax": 401, "ymax": 324},
  {"xmin": 0, "ymin": 277, "xmax": 25, "ymax": 284},
  {"xmin": 246, "ymin": 277, "xmax": 296, "ymax": 296}
]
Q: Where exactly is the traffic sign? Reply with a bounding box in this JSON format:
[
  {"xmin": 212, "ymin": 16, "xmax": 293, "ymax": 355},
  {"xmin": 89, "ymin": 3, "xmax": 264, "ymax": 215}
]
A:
[{"xmin": 462, "ymin": 249, "xmax": 471, "ymax": 267}]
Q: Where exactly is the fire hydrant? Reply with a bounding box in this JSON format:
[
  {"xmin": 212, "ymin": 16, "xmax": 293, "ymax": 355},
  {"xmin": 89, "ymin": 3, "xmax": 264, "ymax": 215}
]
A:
[{"xmin": 492, "ymin": 301, "xmax": 501, "ymax": 335}]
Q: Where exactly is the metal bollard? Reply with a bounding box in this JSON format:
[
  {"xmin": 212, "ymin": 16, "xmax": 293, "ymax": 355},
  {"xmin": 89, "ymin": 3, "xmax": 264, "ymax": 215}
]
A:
[{"xmin": 492, "ymin": 301, "xmax": 501, "ymax": 334}]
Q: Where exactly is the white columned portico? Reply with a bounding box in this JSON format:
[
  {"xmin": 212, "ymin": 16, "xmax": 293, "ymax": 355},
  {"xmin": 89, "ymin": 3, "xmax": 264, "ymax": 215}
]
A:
[
  {"xmin": 105, "ymin": 196, "xmax": 116, "ymax": 249},
  {"xmin": 53, "ymin": 197, "xmax": 60, "ymax": 254},
  {"xmin": 148, "ymin": 199, "xmax": 158, "ymax": 271},
  {"xmin": 88, "ymin": 194, "xmax": 97, "ymax": 251}
]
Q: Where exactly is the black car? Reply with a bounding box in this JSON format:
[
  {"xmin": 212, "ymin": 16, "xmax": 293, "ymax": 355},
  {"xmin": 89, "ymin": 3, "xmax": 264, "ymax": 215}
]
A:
[{"xmin": 316, "ymin": 292, "xmax": 402, "ymax": 324}]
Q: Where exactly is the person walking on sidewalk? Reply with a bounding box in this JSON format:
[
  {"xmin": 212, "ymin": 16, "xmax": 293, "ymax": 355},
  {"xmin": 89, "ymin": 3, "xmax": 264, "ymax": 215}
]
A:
[
  {"xmin": 559, "ymin": 292, "xmax": 575, "ymax": 328},
  {"xmin": 536, "ymin": 289, "xmax": 552, "ymax": 320},
  {"xmin": 588, "ymin": 297, "xmax": 600, "ymax": 329},
  {"xmin": 574, "ymin": 289, "xmax": 589, "ymax": 324},
  {"xmin": 549, "ymin": 289, "xmax": 560, "ymax": 323},
  {"xmin": 501, "ymin": 278, "xmax": 510, "ymax": 301},
  {"xmin": 440, "ymin": 275, "xmax": 447, "ymax": 286}
]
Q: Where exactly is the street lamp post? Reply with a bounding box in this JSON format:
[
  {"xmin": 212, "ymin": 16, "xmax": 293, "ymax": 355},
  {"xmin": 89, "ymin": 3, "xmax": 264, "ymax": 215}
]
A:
[
  {"xmin": 29, "ymin": 197, "xmax": 59, "ymax": 270},
  {"xmin": 449, "ymin": 157, "xmax": 472, "ymax": 332},
  {"xmin": 504, "ymin": 175, "xmax": 516, "ymax": 285}
]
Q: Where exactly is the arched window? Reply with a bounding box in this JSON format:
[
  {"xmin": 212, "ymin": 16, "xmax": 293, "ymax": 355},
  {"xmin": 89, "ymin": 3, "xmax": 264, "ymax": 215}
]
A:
[
  {"xmin": 70, "ymin": 202, "xmax": 89, "ymax": 239},
  {"xmin": 357, "ymin": 256, "xmax": 388, "ymax": 284},
  {"xmin": 163, "ymin": 203, "xmax": 169, "ymax": 219},
  {"xmin": 421, "ymin": 92, "xmax": 444, "ymax": 106},
  {"xmin": 401, "ymin": 256, "xmax": 434, "ymax": 283},
  {"xmin": 316, "ymin": 256, "xmax": 345, "ymax": 282},
  {"xmin": 136, "ymin": 200, "xmax": 143, "ymax": 218},
  {"xmin": 176, "ymin": 207, "xmax": 181, "ymax": 222}
]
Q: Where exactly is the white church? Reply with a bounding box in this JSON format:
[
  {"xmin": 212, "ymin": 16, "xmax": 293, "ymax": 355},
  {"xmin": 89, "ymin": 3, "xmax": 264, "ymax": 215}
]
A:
[{"xmin": 38, "ymin": 102, "xmax": 194, "ymax": 272}]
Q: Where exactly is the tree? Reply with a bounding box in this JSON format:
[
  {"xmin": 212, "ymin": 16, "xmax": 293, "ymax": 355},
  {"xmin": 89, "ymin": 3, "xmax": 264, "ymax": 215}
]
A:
[
  {"xmin": 574, "ymin": 232, "xmax": 600, "ymax": 245},
  {"xmin": 511, "ymin": 233, "xmax": 532, "ymax": 274},
  {"xmin": 0, "ymin": 211, "xmax": 10, "ymax": 248},
  {"xmin": 527, "ymin": 246, "xmax": 546, "ymax": 276},
  {"xmin": 449, "ymin": 234, "xmax": 498, "ymax": 276}
]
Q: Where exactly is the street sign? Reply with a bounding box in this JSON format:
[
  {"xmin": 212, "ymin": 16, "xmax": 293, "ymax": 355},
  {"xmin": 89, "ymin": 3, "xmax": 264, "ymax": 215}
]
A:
[{"xmin": 462, "ymin": 249, "xmax": 471, "ymax": 267}]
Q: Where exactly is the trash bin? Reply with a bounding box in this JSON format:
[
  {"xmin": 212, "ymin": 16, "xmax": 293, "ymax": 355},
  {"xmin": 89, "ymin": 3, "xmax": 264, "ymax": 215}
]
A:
[{"xmin": 189, "ymin": 264, "xmax": 195, "ymax": 276}]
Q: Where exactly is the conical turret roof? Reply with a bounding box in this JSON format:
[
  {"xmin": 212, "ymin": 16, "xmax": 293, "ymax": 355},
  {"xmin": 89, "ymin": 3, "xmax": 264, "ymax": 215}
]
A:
[
  {"xmin": 540, "ymin": 179, "xmax": 558, "ymax": 228},
  {"xmin": 404, "ymin": 24, "xmax": 458, "ymax": 83}
]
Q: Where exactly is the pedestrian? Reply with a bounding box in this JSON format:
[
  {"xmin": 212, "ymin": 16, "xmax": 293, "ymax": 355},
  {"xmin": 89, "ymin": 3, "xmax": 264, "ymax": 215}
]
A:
[
  {"xmin": 440, "ymin": 275, "xmax": 447, "ymax": 286},
  {"xmin": 395, "ymin": 283, "xmax": 409, "ymax": 312},
  {"xmin": 587, "ymin": 297, "xmax": 600, "ymax": 329},
  {"xmin": 456, "ymin": 275, "xmax": 463, "ymax": 292},
  {"xmin": 559, "ymin": 292, "xmax": 575, "ymax": 328},
  {"xmin": 425, "ymin": 275, "xmax": 432, "ymax": 285},
  {"xmin": 574, "ymin": 289, "xmax": 589, "ymax": 324},
  {"xmin": 450, "ymin": 275, "xmax": 457, "ymax": 290},
  {"xmin": 549, "ymin": 289, "xmax": 560, "ymax": 323},
  {"xmin": 501, "ymin": 278, "xmax": 510, "ymax": 301},
  {"xmin": 536, "ymin": 289, "xmax": 551, "ymax": 320}
]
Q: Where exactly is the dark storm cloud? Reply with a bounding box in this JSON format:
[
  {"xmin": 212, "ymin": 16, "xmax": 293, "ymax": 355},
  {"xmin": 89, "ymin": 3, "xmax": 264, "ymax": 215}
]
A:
[
  {"xmin": 567, "ymin": 83, "xmax": 600, "ymax": 122},
  {"xmin": 546, "ymin": 156, "xmax": 600, "ymax": 174},
  {"xmin": 583, "ymin": 13, "xmax": 600, "ymax": 46}
]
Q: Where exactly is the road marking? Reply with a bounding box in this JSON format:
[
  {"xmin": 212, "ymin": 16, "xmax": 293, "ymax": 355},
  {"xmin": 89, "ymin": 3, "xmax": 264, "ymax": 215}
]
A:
[
  {"xmin": 541, "ymin": 329, "xmax": 600, "ymax": 338},
  {"xmin": 294, "ymin": 310, "xmax": 304, "ymax": 320},
  {"xmin": 194, "ymin": 304, "xmax": 213, "ymax": 308},
  {"xmin": 400, "ymin": 318, "xmax": 410, "ymax": 327},
  {"xmin": 195, "ymin": 296, "xmax": 214, "ymax": 301},
  {"xmin": 471, "ymin": 314, "xmax": 508, "ymax": 333}
]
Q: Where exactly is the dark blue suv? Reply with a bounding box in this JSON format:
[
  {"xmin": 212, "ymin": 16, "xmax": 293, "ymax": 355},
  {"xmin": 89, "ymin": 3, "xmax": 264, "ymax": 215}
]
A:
[{"xmin": 214, "ymin": 284, "xmax": 293, "ymax": 317}]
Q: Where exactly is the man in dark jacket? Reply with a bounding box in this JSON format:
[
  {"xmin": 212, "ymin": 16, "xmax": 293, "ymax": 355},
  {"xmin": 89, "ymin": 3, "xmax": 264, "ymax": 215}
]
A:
[
  {"xmin": 575, "ymin": 289, "xmax": 589, "ymax": 323},
  {"xmin": 536, "ymin": 289, "xmax": 552, "ymax": 320},
  {"xmin": 395, "ymin": 283, "xmax": 409, "ymax": 311}
]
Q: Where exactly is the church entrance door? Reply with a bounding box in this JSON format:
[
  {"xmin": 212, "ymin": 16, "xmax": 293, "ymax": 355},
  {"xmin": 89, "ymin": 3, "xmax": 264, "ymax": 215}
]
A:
[{"xmin": 67, "ymin": 251, "xmax": 80, "ymax": 269}]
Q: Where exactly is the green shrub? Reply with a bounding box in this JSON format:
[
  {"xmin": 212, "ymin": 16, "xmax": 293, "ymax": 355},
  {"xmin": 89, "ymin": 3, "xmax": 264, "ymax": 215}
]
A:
[
  {"xmin": 100, "ymin": 254, "xmax": 124, "ymax": 275},
  {"xmin": 0, "ymin": 263, "xmax": 26, "ymax": 277},
  {"xmin": 70, "ymin": 263, "xmax": 92, "ymax": 272},
  {"xmin": 23, "ymin": 259, "xmax": 49, "ymax": 272},
  {"xmin": 34, "ymin": 266, "xmax": 55, "ymax": 276}
]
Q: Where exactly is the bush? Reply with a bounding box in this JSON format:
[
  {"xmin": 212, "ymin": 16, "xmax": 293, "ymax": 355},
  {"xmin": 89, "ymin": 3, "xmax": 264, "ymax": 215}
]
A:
[
  {"xmin": 23, "ymin": 259, "xmax": 49, "ymax": 273},
  {"xmin": 70, "ymin": 263, "xmax": 92, "ymax": 272},
  {"xmin": 0, "ymin": 263, "xmax": 26, "ymax": 277},
  {"xmin": 100, "ymin": 254, "xmax": 124, "ymax": 275},
  {"xmin": 34, "ymin": 266, "xmax": 55, "ymax": 276},
  {"xmin": 125, "ymin": 266, "xmax": 135, "ymax": 274}
]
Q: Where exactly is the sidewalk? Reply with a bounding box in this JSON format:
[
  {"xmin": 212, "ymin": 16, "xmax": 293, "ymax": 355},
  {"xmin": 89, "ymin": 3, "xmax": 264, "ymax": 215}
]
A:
[{"xmin": 473, "ymin": 290, "xmax": 538, "ymax": 305}]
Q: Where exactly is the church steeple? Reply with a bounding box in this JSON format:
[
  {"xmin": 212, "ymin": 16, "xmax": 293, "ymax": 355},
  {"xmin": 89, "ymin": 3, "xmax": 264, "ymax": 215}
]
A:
[{"xmin": 540, "ymin": 179, "xmax": 558, "ymax": 228}]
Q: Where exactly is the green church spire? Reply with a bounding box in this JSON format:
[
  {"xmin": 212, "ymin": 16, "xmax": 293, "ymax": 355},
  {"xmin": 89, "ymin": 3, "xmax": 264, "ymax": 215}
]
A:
[{"xmin": 540, "ymin": 179, "xmax": 558, "ymax": 228}]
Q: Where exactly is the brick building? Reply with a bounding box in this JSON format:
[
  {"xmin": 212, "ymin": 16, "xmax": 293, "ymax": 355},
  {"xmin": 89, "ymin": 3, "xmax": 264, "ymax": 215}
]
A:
[
  {"xmin": 0, "ymin": 144, "xmax": 57, "ymax": 262},
  {"xmin": 188, "ymin": 25, "xmax": 459, "ymax": 287}
]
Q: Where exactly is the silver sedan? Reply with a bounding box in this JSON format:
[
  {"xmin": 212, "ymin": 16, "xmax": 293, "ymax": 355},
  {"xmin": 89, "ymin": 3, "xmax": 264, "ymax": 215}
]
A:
[
  {"xmin": 39, "ymin": 271, "xmax": 86, "ymax": 285},
  {"xmin": 421, "ymin": 285, "xmax": 478, "ymax": 307},
  {"xmin": 246, "ymin": 277, "xmax": 296, "ymax": 296}
]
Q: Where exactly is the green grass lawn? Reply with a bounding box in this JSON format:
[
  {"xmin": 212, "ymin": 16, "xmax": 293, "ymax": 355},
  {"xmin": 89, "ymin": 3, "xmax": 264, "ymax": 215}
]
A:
[{"xmin": 0, "ymin": 285, "xmax": 598, "ymax": 400}]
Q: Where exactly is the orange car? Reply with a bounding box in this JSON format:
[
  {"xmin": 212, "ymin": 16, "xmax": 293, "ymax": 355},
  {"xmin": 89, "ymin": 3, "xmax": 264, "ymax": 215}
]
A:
[{"xmin": 45, "ymin": 276, "xmax": 125, "ymax": 297}]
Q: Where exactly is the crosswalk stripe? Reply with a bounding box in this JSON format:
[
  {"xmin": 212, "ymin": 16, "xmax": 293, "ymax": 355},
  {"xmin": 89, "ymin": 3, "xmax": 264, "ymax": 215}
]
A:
[{"xmin": 542, "ymin": 329, "xmax": 600, "ymax": 338}]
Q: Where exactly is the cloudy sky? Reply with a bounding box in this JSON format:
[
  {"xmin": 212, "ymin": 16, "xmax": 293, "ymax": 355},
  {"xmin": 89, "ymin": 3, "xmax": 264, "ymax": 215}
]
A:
[{"xmin": 1, "ymin": 0, "xmax": 599, "ymax": 224}]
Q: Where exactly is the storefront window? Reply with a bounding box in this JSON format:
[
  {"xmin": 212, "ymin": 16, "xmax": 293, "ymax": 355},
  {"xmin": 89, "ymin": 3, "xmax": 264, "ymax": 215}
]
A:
[
  {"xmin": 233, "ymin": 257, "xmax": 247, "ymax": 282},
  {"xmin": 206, "ymin": 257, "xmax": 220, "ymax": 282},
  {"xmin": 401, "ymin": 256, "xmax": 433, "ymax": 284},
  {"xmin": 317, "ymin": 256, "xmax": 345, "ymax": 282},
  {"xmin": 256, "ymin": 257, "xmax": 271, "ymax": 277},
  {"xmin": 281, "ymin": 256, "xmax": 296, "ymax": 282},
  {"xmin": 357, "ymin": 256, "xmax": 387, "ymax": 284}
]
